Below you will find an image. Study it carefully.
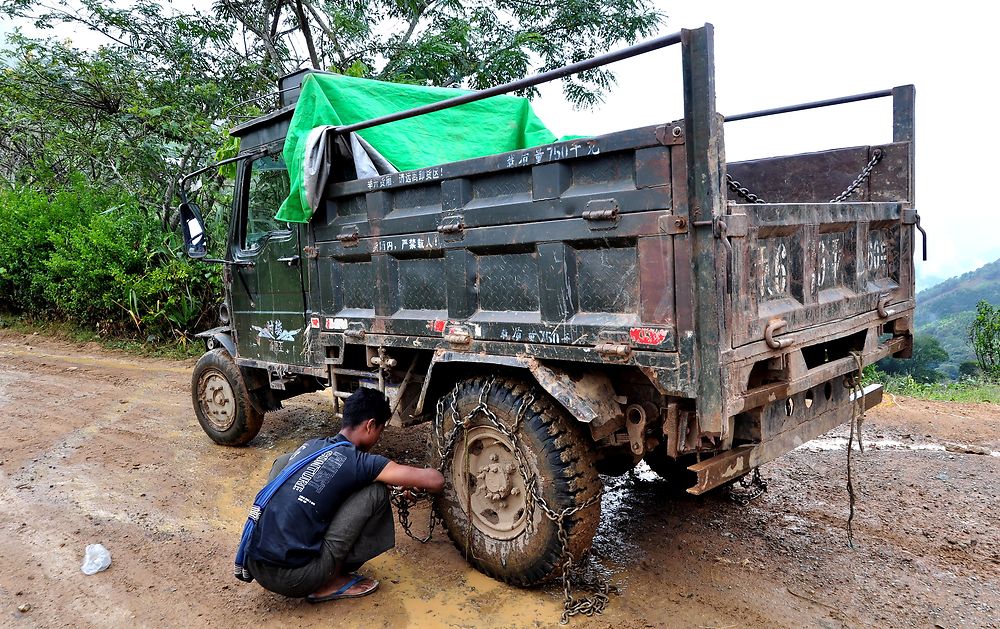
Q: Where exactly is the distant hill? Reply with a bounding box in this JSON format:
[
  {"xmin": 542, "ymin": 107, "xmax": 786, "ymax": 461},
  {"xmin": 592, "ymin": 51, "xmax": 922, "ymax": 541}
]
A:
[
  {"xmin": 917, "ymin": 259, "xmax": 1000, "ymax": 325},
  {"xmin": 915, "ymin": 258, "xmax": 1000, "ymax": 378}
]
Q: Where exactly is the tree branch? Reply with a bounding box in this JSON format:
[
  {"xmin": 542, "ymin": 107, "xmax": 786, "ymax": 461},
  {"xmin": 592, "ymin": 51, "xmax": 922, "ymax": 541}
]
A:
[
  {"xmin": 301, "ymin": 0, "xmax": 347, "ymax": 69},
  {"xmin": 293, "ymin": 0, "xmax": 321, "ymax": 69}
]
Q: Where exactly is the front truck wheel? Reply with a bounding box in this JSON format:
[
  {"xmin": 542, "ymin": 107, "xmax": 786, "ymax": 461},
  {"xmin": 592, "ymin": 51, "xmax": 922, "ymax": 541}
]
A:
[
  {"xmin": 430, "ymin": 377, "xmax": 601, "ymax": 586},
  {"xmin": 191, "ymin": 349, "xmax": 264, "ymax": 446}
]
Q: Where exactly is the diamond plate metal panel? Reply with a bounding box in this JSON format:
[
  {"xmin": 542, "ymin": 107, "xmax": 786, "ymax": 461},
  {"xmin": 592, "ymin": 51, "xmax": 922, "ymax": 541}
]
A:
[
  {"xmin": 341, "ymin": 261, "xmax": 374, "ymax": 309},
  {"xmin": 575, "ymin": 246, "xmax": 638, "ymax": 314},
  {"xmin": 333, "ymin": 195, "xmax": 366, "ymax": 217},
  {"xmin": 390, "ymin": 185, "xmax": 441, "ymax": 213},
  {"xmin": 571, "ymin": 154, "xmax": 634, "ymax": 188},
  {"xmin": 477, "ymin": 252, "xmax": 539, "ymax": 312},
  {"xmin": 398, "ymin": 256, "xmax": 447, "ymax": 310},
  {"xmin": 471, "ymin": 171, "xmax": 533, "ymax": 200}
]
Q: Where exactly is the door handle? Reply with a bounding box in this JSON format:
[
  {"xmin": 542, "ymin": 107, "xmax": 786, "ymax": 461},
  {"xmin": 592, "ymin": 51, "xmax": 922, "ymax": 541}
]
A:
[{"xmin": 277, "ymin": 255, "xmax": 300, "ymax": 267}]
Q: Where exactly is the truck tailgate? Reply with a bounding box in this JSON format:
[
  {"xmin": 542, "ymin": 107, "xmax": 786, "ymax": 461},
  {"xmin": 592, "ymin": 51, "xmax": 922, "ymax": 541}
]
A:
[{"xmin": 726, "ymin": 143, "xmax": 916, "ymax": 350}]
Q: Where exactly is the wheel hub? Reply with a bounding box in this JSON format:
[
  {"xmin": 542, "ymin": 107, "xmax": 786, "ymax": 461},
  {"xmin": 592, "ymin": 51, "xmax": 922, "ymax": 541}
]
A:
[
  {"xmin": 454, "ymin": 426, "xmax": 530, "ymax": 540},
  {"xmin": 199, "ymin": 370, "xmax": 236, "ymax": 432},
  {"xmin": 477, "ymin": 457, "xmax": 517, "ymax": 501}
]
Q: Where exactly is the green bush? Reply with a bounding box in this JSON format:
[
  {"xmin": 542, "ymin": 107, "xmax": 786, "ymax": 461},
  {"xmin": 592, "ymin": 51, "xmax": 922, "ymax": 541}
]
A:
[
  {"xmin": 0, "ymin": 177, "xmax": 221, "ymax": 340},
  {"xmin": 0, "ymin": 182, "xmax": 90, "ymax": 313}
]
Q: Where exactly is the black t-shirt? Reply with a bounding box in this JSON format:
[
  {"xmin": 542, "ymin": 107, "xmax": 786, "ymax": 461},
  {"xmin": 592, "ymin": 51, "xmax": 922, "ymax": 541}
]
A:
[{"xmin": 247, "ymin": 436, "xmax": 390, "ymax": 568}]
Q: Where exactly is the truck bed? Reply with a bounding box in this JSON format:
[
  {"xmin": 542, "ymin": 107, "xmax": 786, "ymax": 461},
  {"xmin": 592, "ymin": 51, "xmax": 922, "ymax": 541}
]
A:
[{"xmin": 299, "ymin": 112, "xmax": 915, "ymax": 453}]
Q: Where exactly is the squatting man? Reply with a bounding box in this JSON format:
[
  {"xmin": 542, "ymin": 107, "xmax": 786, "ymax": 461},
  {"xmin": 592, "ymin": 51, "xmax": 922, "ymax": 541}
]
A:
[{"xmin": 239, "ymin": 388, "xmax": 445, "ymax": 601}]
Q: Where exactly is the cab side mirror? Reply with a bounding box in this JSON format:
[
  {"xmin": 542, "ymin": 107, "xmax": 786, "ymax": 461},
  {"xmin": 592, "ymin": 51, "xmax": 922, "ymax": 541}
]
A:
[{"xmin": 179, "ymin": 202, "xmax": 208, "ymax": 259}]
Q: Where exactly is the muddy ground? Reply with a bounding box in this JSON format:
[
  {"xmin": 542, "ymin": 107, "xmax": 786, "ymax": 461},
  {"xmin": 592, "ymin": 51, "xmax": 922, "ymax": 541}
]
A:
[{"xmin": 1, "ymin": 331, "xmax": 997, "ymax": 628}]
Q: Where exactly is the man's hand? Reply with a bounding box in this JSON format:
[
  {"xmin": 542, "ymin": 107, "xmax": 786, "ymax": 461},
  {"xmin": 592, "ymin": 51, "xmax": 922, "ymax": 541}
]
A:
[{"xmin": 376, "ymin": 462, "xmax": 445, "ymax": 493}]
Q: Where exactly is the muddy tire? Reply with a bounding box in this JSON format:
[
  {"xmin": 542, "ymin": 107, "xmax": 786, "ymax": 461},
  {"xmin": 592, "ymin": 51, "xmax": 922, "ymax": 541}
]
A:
[
  {"xmin": 430, "ymin": 377, "xmax": 601, "ymax": 586},
  {"xmin": 643, "ymin": 445, "xmax": 697, "ymax": 491},
  {"xmin": 191, "ymin": 349, "xmax": 264, "ymax": 446}
]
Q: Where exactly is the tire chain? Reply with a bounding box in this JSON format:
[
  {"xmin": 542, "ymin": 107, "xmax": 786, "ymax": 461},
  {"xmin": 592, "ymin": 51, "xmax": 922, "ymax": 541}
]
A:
[
  {"xmin": 725, "ymin": 148, "xmax": 884, "ymax": 205},
  {"xmin": 727, "ymin": 466, "xmax": 767, "ymax": 506},
  {"xmin": 390, "ymin": 377, "xmax": 608, "ymax": 624}
]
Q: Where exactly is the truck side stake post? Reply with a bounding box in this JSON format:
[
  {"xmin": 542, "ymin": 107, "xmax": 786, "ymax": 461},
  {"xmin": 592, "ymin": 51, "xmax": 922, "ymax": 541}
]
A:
[{"xmin": 181, "ymin": 22, "xmax": 917, "ymax": 608}]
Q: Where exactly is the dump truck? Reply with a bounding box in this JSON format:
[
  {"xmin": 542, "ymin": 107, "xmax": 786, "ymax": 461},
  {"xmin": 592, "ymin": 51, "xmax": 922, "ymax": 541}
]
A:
[{"xmin": 180, "ymin": 24, "xmax": 922, "ymax": 587}]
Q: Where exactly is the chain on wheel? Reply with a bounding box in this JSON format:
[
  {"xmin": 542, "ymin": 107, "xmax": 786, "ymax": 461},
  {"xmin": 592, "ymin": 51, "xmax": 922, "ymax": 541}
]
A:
[{"xmin": 392, "ymin": 377, "xmax": 610, "ymax": 624}]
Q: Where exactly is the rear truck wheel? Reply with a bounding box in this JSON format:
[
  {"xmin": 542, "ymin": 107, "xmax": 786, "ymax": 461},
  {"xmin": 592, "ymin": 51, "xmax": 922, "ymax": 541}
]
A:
[
  {"xmin": 430, "ymin": 377, "xmax": 601, "ymax": 586},
  {"xmin": 642, "ymin": 444, "xmax": 697, "ymax": 492},
  {"xmin": 191, "ymin": 348, "xmax": 264, "ymax": 446}
]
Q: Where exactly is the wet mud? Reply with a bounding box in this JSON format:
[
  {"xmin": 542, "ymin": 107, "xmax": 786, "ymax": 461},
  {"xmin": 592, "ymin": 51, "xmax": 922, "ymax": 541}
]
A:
[{"xmin": 1, "ymin": 331, "xmax": 997, "ymax": 628}]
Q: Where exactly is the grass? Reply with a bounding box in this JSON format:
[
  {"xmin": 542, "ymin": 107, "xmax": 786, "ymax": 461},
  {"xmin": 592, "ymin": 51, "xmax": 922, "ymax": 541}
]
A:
[
  {"xmin": 0, "ymin": 312, "xmax": 203, "ymax": 360},
  {"xmin": 873, "ymin": 373, "xmax": 1000, "ymax": 403}
]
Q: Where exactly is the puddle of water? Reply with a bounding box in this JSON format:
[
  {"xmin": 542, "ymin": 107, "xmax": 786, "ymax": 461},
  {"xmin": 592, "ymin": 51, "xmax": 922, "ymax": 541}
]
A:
[{"xmin": 797, "ymin": 436, "xmax": 1000, "ymax": 457}]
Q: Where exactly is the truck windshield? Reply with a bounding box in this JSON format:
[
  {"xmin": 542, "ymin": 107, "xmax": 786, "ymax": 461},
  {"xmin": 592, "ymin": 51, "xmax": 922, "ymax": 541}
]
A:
[{"xmin": 245, "ymin": 155, "xmax": 291, "ymax": 250}]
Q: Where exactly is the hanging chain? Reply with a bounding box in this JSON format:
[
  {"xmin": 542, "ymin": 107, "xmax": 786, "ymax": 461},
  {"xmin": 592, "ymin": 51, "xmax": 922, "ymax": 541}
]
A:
[
  {"xmin": 725, "ymin": 174, "xmax": 767, "ymax": 204},
  {"xmin": 391, "ymin": 378, "xmax": 608, "ymax": 624},
  {"xmin": 725, "ymin": 148, "xmax": 884, "ymax": 206},
  {"xmin": 844, "ymin": 351, "xmax": 867, "ymax": 547},
  {"xmin": 727, "ymin": 466, "xmax": 767, "ymax": 506},
  {"xmin": 390, "ymin": 488, "xmax": 435, "ymax": 543},
  {"xmin": 830, "ymin": 148, "xmax": 883, "ymax": 203}
]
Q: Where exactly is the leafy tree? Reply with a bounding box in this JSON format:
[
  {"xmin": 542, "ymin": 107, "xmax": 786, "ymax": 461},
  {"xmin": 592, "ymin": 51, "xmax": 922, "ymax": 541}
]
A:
[
  {"xmin": 958, "ymin": 361, "xmax": 981, "ymax": 380},
  {"xmin": 0, "ymin": 1, "xmax": 270, "ymax": 229},
  {"xmin": 969, "ymin": 300, "xmax": 1000, "ymax": 381},
  {"xmin": 213, "ymin": 0, "xmax": 665, "ymax": 106},
  {"xmin": 879, "ymin": 334, "xmax": 949, "ymax": 383}
]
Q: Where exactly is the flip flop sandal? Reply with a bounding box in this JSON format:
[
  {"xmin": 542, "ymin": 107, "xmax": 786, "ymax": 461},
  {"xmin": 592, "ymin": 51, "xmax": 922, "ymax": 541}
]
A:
[{"xmin": 306, "ymin": 574, "xmax": 380, "ymax": 603}]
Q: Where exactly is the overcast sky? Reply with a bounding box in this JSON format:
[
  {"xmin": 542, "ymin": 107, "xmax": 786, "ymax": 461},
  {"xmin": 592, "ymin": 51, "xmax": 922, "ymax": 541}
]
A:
[
  {"xmin": 533, "ymin": 0, "xmax": 999, "ymax": 290},
  {"xmin": 2, "ymin": 1, "xmax": 995, "ymax": 289}
]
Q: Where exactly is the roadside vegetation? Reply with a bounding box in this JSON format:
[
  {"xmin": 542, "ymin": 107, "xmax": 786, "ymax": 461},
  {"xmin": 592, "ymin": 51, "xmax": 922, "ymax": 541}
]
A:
[
  {"xmin": 867, "ymin": 299, "xmax": 1000, "ymax": 402},
  {"xmin": 865, "ymin": 367, "xmax": 1000, "ymax": 403}
]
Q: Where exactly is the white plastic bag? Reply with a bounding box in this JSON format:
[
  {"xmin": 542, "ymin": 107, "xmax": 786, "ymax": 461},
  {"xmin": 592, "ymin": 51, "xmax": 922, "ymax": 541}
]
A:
[{"xmin": 81, "ymin": 544, "xmax": 112, "ymax": 575}]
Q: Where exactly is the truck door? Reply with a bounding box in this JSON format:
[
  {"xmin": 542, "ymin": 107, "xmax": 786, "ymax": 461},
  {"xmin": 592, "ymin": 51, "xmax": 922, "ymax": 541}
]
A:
[{"xmin": 230, "ymin": 154, "xmax": 308, "ymax": 366}]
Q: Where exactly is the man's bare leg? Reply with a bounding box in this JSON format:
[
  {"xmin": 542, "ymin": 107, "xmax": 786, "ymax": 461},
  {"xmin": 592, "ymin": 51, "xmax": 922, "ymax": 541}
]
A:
[{"xmin": 310, "ymin": 561, "xmax": 378, "ymax": 598}]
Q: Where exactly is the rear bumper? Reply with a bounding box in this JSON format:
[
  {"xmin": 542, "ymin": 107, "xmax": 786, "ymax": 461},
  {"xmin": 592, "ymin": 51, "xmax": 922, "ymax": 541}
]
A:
[{"xmin": 687, "ymin": 383, "xmax": 882, "ymax": 495}]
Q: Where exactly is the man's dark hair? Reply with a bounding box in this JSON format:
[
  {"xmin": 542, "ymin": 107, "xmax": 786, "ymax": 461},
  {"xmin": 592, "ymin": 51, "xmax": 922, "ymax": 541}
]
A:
[{"xmin": 342, "ymin": 388, "xmax": 391, "ymax": 429}]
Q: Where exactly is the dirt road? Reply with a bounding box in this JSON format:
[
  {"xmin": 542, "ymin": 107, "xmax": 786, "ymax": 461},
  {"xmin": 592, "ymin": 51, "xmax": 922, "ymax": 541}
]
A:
[{"xmin": 1, "ymin": 331, "xmax": 997, "ymax": 628}]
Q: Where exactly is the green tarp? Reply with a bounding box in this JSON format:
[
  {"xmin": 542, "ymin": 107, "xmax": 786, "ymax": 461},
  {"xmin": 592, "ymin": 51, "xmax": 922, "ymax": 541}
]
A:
[{"xmin": 276, "ymin": 73, "xmax": 560, "ymax": 223}]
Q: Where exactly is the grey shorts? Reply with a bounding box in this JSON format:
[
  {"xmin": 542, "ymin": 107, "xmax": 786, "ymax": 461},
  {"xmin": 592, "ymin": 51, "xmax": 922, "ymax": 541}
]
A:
[{"xmin": 246, "ymin": 482, "xmax": 395, "ymax": 598}]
